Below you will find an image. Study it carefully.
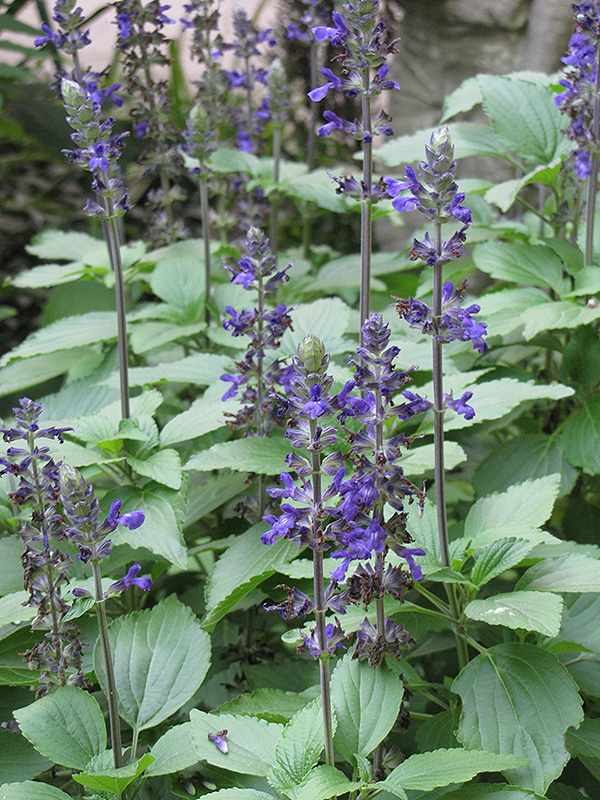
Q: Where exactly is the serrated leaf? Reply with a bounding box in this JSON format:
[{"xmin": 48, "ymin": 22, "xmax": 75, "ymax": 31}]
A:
[
  {"xmin": 73, "ymin": 753, "xmax": 154, "ymax": 796},
  {"xmin": 216, "ymin": 688, "xmax": 315, "ymax": 723},
  {"xmin": 151, "ymin": 254, "xmax": 205, "ymax": 312},
  {"xmin": 399, "ymin": 441, "xmax": 466, "ymax": 475},
  {"xmin": 464, "ymin": 475, "xmax": 561, "ymax": 540},
  {"xmin": 517, "ymin": 555, "xmax": 600, "ymax": 592},
  {"xmin": 281, "ymin": 169, "xmax": 353, "ymax": 212},
  {"xmin": 522, "ymin": 300, "xmax": 600, "ymax": 338},
  {"xmin": 477, "ymin": 288, "xmax": 550, "ymax": 338},
  {"xmin": 0, "ymin": 667, "xmax": 42, "ymax": 686},
  {"xmin": 128, "ymin": 448, "xmax": 182, "ymax": 490},
  {"xmin": 484, "ymin": 159, "xmax": 563, "ymax": 213},
  {"xmin": 203, "ymin": 523, "xmax": 298, "ymax": 631},
  {"xmin": 472, "ymin": 241, "xmax": 564, "ymax": 290},
  {"xmin": 269, "ymin": 698, "xmax": 334, "ymax": 794},
  {"xmin": 160, "ymin": 394, "xmax": 226, "ymax": 446},
  {"xmin": 0, "ymin": 312, "xmax": 117, "ymax": 365},
  {"xmin": 0, "ymin": 348, "xmax": 97, "ymax": 395},
  {"xmin": 556, "ymin": 594, "xmax": 600, "ymax": 653},
  {"xmin": 188, "ymin": 791, "xmax": 273, "ymax": 800},
  {"xmin": 104, "ymin": 352, "xmax": 232, "ymax": 388},
  {"xmin": 562, "ymin": 395, "xmax": 600, "ymax": 474},
  {"xmin": 26, "ymin": 230, "xmax": 102, "ymax": 261},
  {"xmin": 189, "ymin": 709, "xmax": 283, "ymax": 776},
  {"xmin": 471, "ymin": 539, "xmax": 538, "ymax": 587},
  {"xmin": 453, "ymin": 643, "xmax": 583, "ymax": 793},
  {"xmin": 186, "ymin": 437, "xmax": 292, "ymax": 474},
  {"xmin": 94, "ymin": 596, "xmax": 210, "ymax": 732},
  {"xmin": 441, "ymin": 77, "xmax": 483, "ymax": 120},
  {"xmin": 279, "ymin": 297, "xmax": 352, "ymax": 357},
  {"xmin": 147, "ymin": 722, "xmax": 198, "ymax": 776},
  {"xmin": 331, "ymin": 652, "xmax": 403, "ymax": 763},
  {"xmin": 566, "ymin": 716, "xmax": 600, "ymax": 761},
  {"xmin": 383, "ymin": 748, "xmax": 527, "ymax": 793},
  {"xmin": 433, "ymin": 783, "xmax": 546, "ymax": 799},
  {"xmin": 14, "ymin": 686, "xmax": 106, "ymax": 770},
  {"xmin": 107, "ymin": 483, "xmax": 188, "ymax": 568},
  {"xmin": 0, "ymin": 782, "xmax": 73, "ymax": 800},
  {"xmin": 0, "ymin": 592, "xmax": 35, "ymax": 628},
  {"xmin": 0, "ymin": 728, "xmax": 52, "ymax": 784},
  {"xmin": 465, "ymin": 591, "xmax": 563, "ymax": 636},
  {"xmin": 473, "ymin": 434, "xmax": 577, "ymax": 499},
  {"xmin": 296, "ymin": 766, "xmax": 361, "ymax": 800},
  {"xmin": 478, "ymin": 76, "xmax": 564, "ymax": 164},
  {"xmin": 130, "ymin": 321, "xmax": 205, "ymax": 354},
  {"xmin": 378, "ymin": 123, "xmax": 509, "ymax": 166}
]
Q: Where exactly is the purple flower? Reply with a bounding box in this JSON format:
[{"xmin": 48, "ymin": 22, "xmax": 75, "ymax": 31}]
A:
[
  {"xmin": 445, "ymin": 390, "xmax": 475, "ymax": 420},
  {"xmin": 312, "ymin": 11, "xmax": 349, "ymax": 46},
  {"xmin": 399, "ymin": 547, "xmax": 426, "ymax": 581},
  {"xmin": 106, "ymin": 499, "xmax": 145, "ymax": 530},
  {"xmin": 303, "ymin": 384, "xmax": 332, "ymax": 419},
  {"xmin": 107, "ymin": 564, "xmax": 152, "ymax": 594},
  {"xmin": 300, "ymin": 621, "xmax": 346, "ymax": 657},
  {"xmin": 208, "ymin": 730, "xmax": 228, "ymax": 754}
]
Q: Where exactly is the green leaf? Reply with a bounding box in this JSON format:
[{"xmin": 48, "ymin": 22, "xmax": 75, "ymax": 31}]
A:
[
  {"xmin": 556, "ymin": 594, "xmax": 600, "ymax": 653},
  {"xmin": 0, "ymin": 667, "xmax": 42, "ymax": 686},
  {"xmin": 472, "ymin": 242, "xmax": 565, "ymax": 290},
  {"xmin": 130, "ymin": 321, "xmax": 206, "ymax": 354},
  {"xmin": 0, "ymin": 782, "xmax": 72, "ymax": 800},
  {"xmin": 453, "ymin": 643, "xmax": 583, "ymax": 793},
  {"xmin": 473, "ymin": 435, "xmax": 577, "ymax": 499},
  {"xmin": 415, "ymin": 709, "xmax": 460, "ymax": 752},
  {"xmin": 187, "ymin": 792, "xmax": 273, "ymax": 800},
  {"xmin": 441, "ymin": 77, "xmax": 483, "ymax": 120},
  {"xmin": 477, "ymin": 287, "xmax": 551, "ymax": 338},
  {"xmin": 209, "ymin": 146, "xmax": 261, "ymax": 175},
  {"xmin": 471, "ymin": 539, "xmax": 539, "ymax": 587},
  {"xmin": 440, "ymin": 784, "xmax": 546, "ymax": 799},
  {"xmin": 108, "ymin": 483, "xmax": 188, "ymax": 568},
  {"xmin": 484, "ymin": 159, "xmax": 563, "ymax": 213},
  {"xmin": 478, "ymin": 76, "xmax": 564, "ymax": 163},
  {"xmin": 378, "ymin": 123, "xmax": 509, "ymax": 166},
  {"xmin": 128, "ymin": 448, "xmax": 182, "ymax": 490},
  {"xmin": 216, "ymin": 687, "xmax": 315, "ymax": 723},
  {"xmin": 0, "ymin": 348, "xmax": 98, "ymax": 395},
  {"xmin": 160, "ymin": 394, "xmax": 226, "ymax": 446},
  {"xmin": 147, "ymin": 722, "xmax": 198, "ymax": 776},
  {"xmin": 0, "ymin": 728, "xmax": 52, "ymax": 784},
  {"xmin": 563, "ymin": 266, "xmax": 600, "ymax": 297},
  {"xmin": 331, "ymin": 652, "xmax": 403, "ymax": 763},
  {"xmin": 150, "ymin": 254, "xmax": 204, "ymax": 312},
  {"xmin": 567, "ymin": 716, "xmax": 600, "ymax": 760},
  {"xmin": 383, "ymin": 749, "xmax": 527, "ymax": 793},
  {"xmin": 279, "ymin": 298, "xmax": 352, "ymax": 357},
  {"xmin": 522, "ymin": 299, "xmax": 600, "ymax": 338},
  {"xmin": 399, "ymin": 441, "xmax": 466, "ymax": 475},
  {"xmin": 465, "ymin": 591, "xmax": 563, "ymax": 636},
  {"xmin": 296, "ymin": 766, "xmax": 361, "ymax": 800},
  {"xmin": 186, "ymin": 436, "xmax": 292, "ymax": 474},
  {"xmin": 104, "ymin": 353, "xmax": 232, "ymax": 388},
  {"xmin": 203, "ymin": 523, "xmax": 298, "ymax": 631},
  {"xmin": 281, "ymin": 169, "xmax": 353, "ymax": 212},
  {"xmin": 14, "ymin": 686, "xmax": 107, "ymax": 770},
  {"xmin": 269, "ymin": 698, "xmax": 333, "ymax": 794},
  {"xmin": 517, "ymin": 555, "xmax": 600, "ymax": 592},
  {"xmin": 94, "ymin": 596, "xmax": 211, "ymax": 732},
  {"xmin": 465, "ymin": 475, "xmax": 560, "ymax": 540},
  {"xmin": 189, "ymin": 709, "xmax": 283, "ymax": 776},
  {"xmin": 0, "ymin": 312, "xmax": 117, "ymax": 365},
  {"xmin": 26, "ymin": 230, "xmax": 102, "ymax": 261},
  {"xmin": 0, "ymin": 592, "xmax": 35, "ymax": 629},
  {"xmin": 73, "ymin": 753, "xmax": 153, "ymax": 796},
  {"xmin": 562, "ymin": 395, "xmax": 600, "ymax": 474}
]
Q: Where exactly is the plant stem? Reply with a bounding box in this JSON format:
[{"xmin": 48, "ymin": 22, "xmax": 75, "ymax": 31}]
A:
[
  {"xmin": 92, "ymin": 561, "xmax": 123, "ymax": 768},
  {"xmin": 199, "ymin": 176, "xmax": 212, "ymax": 325},
  {"xmin": 256, "ymin": 274, "xmax": 265, "ymax": 517},
  {"xmin": 432, "ymin": 221, "xmax": 468, "ymax": 671},
  {"xmin": 310, "ymin": 418, "xmax": 335, "ymax": 767},
  {"xmin": 269, "ymin": 125, "xmax": 281, "ymax": 253},
  {"xmin": 104, "ymin": 210, "xmax": 131, "ymax": 420},
  {"xmin": 585, "ymin": 38, "xmax": 600, "ymax": 267},
  {"xmin": 359, "ymin": 69, "xmax": 373, "ymax": 346}
]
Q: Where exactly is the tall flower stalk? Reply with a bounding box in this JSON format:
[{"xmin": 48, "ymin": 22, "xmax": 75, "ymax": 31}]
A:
[
  {"xmin": 556, "ymin": 0, "xmax": 600, "ymax": 266},
  {"xmin": 266, "ymin": 58, "xmax": 290, "ymax": 252},
  {"xmin": 389, "ymin": 126, "xmax": 486, "ymax": 669},
  {"xmin": 308, "ymin": 0, "xmax": 399, "ymax": 341}
]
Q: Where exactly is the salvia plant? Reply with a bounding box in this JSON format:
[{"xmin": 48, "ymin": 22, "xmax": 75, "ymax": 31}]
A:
[{"xmin": 4, "ymin": 1, "xmax": 600, "ymax": 799}]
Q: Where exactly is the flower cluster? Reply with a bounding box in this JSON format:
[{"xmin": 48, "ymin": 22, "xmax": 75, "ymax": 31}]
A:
[
  {"xmin": 114, "ymin": 0, "xmax": 185, "ymax": 244},
  {"xmin": 308, "ymin": 0, "xmax": 399, "ymax": 141},
  {"xmin": 0, "ymin": 399, "xmax": 82, "ymax": 694},
  {"xmin": 286, "ymin": 0, "xmax": 330, "ymax": 43},
  {"xmin": 220, "ymin": 6, "xmax": 276, "ymax": 152},
  {"xmin": 61, "ymin": 79, "xmax": 129, "ymax": 219},
  {"xmin": 555, "ymin": 1, "xmax": 600, "ymax": 179},
  {"xmin": 395, "ymin": 281, "xmax": 488, "ymax": 355},
  {"xmin": 221, "ymin": 227, "xmax": 294, "ymax": 430}
]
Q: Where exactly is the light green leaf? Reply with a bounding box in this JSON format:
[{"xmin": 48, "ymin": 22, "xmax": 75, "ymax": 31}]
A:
[
  {"xmin": 203, "ymin": 523, "xmax": 298, "ymax": 631},
  {"xmin": 0, "ymin": 312, "xmax": 117, "ymax": 365},
  {"xmin": 73, "ymin": 753, "xmax": 154, "ymax": 796},
  {"xmin": 130, "ymin": 321, "xmax": 206, "ymax": 354},
  {"xmin": 522, "ymin": 300, "xmax": 600, "ymax": 338},
  {"xmin": 188, "ymin": 791, "xmax": 273, "ymax": 800},
  {"xmin": 108, "ymin": 484, "xmax": 188, "ymax": 568},
  {"xmin": 147, "ymin": 722, "xmax": 198, "ymax": 776},
  {"xmin": 331, "ymin": 652, "xmax": 403, "ymax": 763},
  {"xmin": 279, "ymin": 298, "xmax": 352, "ymax": 357},
  {"xmin": 151, "ymin": 255, "xmax": 204, "ymax": 312},
  {"xmin": 26, "ymin": 229, "xmax": 102, "ymax": 261},
  {"xmin": 563, "ymin": 266, "xmax": 600, "ymax": 297},
  {"xmin": 269, "ymin": 698, "xmax": 333, "ymax": 794},
  {"xmin": 94, "ymin": 596, "xmax": 210, "ymax": 731},
  {"xmin": 0, "ymin": 592, "xmax": 35, "ymax": 629},
  {"xmin": 0, "ymin": 349, "xmax": 99, "ymax": 396},
  {"xmin": 399, "ymin": 441, "xmax": 466, "ymax": 475},
  {"xmin": 562, "ymin": 395, "xmax": 600, "ymax": 474},
  {"xmin": 383, "ymin": 748, "xmax": 527, "ymax": 793},
  {"xmin": 473, "ymin": 434, "xmax": 577, "ymax": 499},
  {"xmin": 186, "ymin": 436, "xmax": 292, "ymax": 474},
  {"xmin": 128, "ymin": 448, "xmax": 182, "ymax": 490},
  {"xmin": 477, "ymin": 288, "xmax": 550, "ymax": 338},
  {"xmin": 296, "ymin": 766, "xmax": 362, "ymax": 800},
  {"xmin": 378, "ymin": 123, "xmax": 509, "ymax": 166},
  {"xmin": 209, "ymin": 146, "xmax": 261, "ymax": 175},
  {"xmin": 471, "ymin": 539, "xmax": 539, "ymax": 587},
  {"xmin": 281, "ymin": 169, "xmax": 353, "ymax": 212},
  {"xmin": 517, "ymin": 555, "xmax": 600, "ymax": 592},
  {"xmin": 0, "ymin": 728, "xmax": 51, "ymax": 784},
  {"xmin": 441, "ymin": 77, "xmax": 483, "ymax": 120},
  {"xmin": 453, "ymin": 643, "xmax": 583, "ymax": 793},
  {"xmin": 310, "ymin": 253, "xmax": 396, "ymax": 293},
  {"xmin": 467, "ymin": 525, "xmax": 561, "ymax": 551},
  {"xmin": 160, "ymin": 394, "xmax": 226, "ymax": 446},
  {"xmin": 435, "ymin": 784, "xmax": 546, "ymax": 799},
  {"xmin": 566, "ymin": 716, "xmax": 600, "ymax": 762},
  {"xmin": 465, "ymin": 591, "xmax": 563, "ymax": 636},
  {"xmin": 464, "ymin": 475, "xmax": 560, "ymax": 540},
  {"xmin": 556, "ymin": 594, "xmax": 600, "ymax": 653},
  {"xmin": 14, "ymin": 686, "xmax": 107, "ymax": 770},
  {"xmin": 0, "ymin": 667, "xmax": 42, "ymax": 686},
  {"xmin": 104, "ymin": 353, "xmax": 232, "ymax": 388},
  {"xmin": 217, "ymin": 687, "xmax": 315, "ymax": 723},
  {"xmin": 484, "ymin": 159, "xmax": 563, "ymax": 213},
  {"xmin": 478, "ymin": 76, "xmax": 564, "ymax": 163},
  {"xmin": 472, "ymin": 241, "xmax": 564, "ymax": 290},
  {"xmin": 0, "ymin": 782, "xmax": 73, "ymax": 800},
  {"xmin": 10, "ymin": 262, "xmax": 92, "ymax": 289},
  {"xmin": 189, "ymin": 709, "xmax": 283, "ymax": 776}
]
